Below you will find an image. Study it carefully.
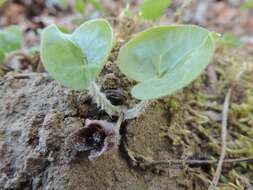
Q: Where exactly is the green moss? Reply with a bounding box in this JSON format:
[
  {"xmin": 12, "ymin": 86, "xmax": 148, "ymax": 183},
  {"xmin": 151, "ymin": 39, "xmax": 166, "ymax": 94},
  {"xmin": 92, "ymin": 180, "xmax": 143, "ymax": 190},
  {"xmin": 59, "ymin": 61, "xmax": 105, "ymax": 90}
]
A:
[{"xmin": 152, "ymin": 49, "xmax": 253, "ymax": 189}]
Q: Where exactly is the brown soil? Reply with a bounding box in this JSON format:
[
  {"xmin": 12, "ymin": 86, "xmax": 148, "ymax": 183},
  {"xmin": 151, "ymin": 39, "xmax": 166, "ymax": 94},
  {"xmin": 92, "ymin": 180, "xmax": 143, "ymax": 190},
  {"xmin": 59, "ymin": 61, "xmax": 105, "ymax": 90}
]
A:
[
  {"xmin": 0, "ymin": 73, "xmax": 183, "ymax": 190},
  {"xmin": 1, "ymin": 1, "xmax": 253, "ymax": 189}
]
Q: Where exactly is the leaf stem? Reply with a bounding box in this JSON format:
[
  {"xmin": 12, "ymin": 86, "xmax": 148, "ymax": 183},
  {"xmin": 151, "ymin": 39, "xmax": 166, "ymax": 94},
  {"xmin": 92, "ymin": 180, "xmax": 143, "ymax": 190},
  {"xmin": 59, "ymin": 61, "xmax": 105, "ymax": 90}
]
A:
[
  {"xmin": 88, "ymin": 82, "xmax": 122, "ymax": 116},
  {"xmin": 88, "ymin": 82, "xmax": 149, "ymax": 120},
  {"xmin": 124, "ymin": 100, "xmax": 149, "ymax": 120}
]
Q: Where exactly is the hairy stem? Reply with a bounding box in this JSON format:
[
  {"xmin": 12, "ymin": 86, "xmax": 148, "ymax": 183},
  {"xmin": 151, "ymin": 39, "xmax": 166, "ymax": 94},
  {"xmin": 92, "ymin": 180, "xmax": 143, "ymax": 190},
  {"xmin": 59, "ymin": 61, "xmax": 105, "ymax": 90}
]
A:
[
  {"xmin": 88, "ymin": 82, "xmax": 122, "ymax": 116},
  {"xmin": 88, "ymin": 82, "xmax": 149, "ymax": 120},
  {"xmin": 124, "ymin": 100, "xmax": 149, "ymax": 120},
  {"xmin": 115, "ymin": 112, "xmax": 124, "ymax": 144}
]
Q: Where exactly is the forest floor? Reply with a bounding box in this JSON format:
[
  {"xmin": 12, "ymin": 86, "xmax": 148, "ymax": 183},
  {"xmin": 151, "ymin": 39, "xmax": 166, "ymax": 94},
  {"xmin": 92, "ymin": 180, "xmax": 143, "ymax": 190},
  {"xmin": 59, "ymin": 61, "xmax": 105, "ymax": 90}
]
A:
[{"xmin": 0, "ymin": 0, "xmax": 253, "ymax": 189}]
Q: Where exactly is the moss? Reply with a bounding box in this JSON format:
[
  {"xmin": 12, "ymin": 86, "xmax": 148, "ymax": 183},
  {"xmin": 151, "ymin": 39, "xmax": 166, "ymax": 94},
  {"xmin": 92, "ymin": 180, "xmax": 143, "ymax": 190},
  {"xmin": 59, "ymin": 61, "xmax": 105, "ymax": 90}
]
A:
[{"xmin": 157, "ymin": 49, "xmax": 253, "ymax": 189}]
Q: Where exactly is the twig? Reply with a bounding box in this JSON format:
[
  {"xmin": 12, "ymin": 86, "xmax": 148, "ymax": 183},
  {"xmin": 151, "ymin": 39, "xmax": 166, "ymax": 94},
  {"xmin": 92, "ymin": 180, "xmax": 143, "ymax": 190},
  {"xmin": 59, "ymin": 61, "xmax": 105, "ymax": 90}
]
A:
[
  {"xmin": 208, "ymin": 65, "xmax": 246, "ymax": 190},
  {"xmin": 120, "ymin": 140, "xmax": 253, "ymax": 169},
  {"xmin": 143, "ymin": 157, "xmax": 253, "ymax": 166},
  {"xmin": 208, "ymin": 88, "xmax": 231, "ymax": 190}
]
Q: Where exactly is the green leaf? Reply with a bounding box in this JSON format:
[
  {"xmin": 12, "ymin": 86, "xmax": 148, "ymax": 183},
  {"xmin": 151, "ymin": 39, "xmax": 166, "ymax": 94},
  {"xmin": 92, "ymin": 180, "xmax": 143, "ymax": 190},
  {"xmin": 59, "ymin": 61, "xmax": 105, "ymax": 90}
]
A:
[
  {"xmin": 117, "ymin": 25, "xmax": 217, "ymax": 100},
  {"xmin": 139, "ymin": 0, "xmax": 171, "ymax": 20},
  {"xmin": 57, "ymin": 25, "xmax": 70, "ymax": 33},
  {"xmin": 0, "ymin": 49, "xmax": 5, "ymax": 64},
  {"xmin": 0, "ymin": 0, "xmax": 6, "ymax": 6},
  {"xmin": 240, "ymin": 0, "xmax": 253, "ymax": 10},
  {"xmin": 41, "ymin": 19, "xmax": 113, "ymax": 90},
  {"xmin": 0, "ymin": 25, "xmax": 23, "ymax": 53},
  {"xmin": 87, "ymin": 0, "xmax": 102, "ymax": 11},
  {"xmin": 74, "ymin": 0, "xmax": 86, "ymax": 13},
  {"xmin": 218, "ymin": 33, "xmax": 243, "ymax": 48}
]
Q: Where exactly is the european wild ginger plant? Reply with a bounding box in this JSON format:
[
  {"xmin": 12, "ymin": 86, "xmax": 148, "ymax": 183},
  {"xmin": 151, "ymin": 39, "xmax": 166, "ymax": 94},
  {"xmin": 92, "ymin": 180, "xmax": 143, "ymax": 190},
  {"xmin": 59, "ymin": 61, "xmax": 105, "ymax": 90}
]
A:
[{"xmin": 41, "ymin": 18, "xmax": 219, "ymax": 160}]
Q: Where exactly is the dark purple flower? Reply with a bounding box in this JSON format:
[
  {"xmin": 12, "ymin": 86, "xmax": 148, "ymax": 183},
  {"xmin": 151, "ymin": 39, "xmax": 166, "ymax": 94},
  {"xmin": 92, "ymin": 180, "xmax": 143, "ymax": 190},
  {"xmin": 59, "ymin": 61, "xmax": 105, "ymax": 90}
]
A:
[{"xmin": 68, "ymin": 119, "xmax": 118, "ymax": 161}]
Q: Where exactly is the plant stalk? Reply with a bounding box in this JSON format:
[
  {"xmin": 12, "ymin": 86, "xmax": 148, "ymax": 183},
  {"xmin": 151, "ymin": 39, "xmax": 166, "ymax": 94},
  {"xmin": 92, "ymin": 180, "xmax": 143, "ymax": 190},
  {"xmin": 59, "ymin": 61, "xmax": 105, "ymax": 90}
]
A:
[
  {"xmin": 88, "ymin": 82, "xmax": 122, "ymax": 116},
  {"xmin": 124, "ymin": 100, "xmax": 149, "ymax": 120},
  {"xmin": 88, "ymin": 82, "xmax": 149, "ymax": 120}
]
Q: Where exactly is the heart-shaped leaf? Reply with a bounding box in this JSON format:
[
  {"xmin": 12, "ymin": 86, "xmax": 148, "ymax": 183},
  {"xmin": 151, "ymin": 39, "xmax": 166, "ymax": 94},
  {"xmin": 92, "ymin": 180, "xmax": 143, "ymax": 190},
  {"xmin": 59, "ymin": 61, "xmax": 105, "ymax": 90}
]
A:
[
  {"xmin": 41, "ymin": 19, "xmax": 113, "ymax": 90},
  {"xmin": 117, "ymin": 25, "xmax": 218, "ymax": 100}
]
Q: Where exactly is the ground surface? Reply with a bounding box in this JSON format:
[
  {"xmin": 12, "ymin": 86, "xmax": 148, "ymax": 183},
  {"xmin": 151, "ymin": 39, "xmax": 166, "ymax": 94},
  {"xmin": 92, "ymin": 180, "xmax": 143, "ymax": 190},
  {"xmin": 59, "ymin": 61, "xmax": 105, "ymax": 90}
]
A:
[
  {"xmin": 0, "ymin": 0, "xmax": 253, "ymax": 190},
  {"xmin": 0, "ymin": 73, "xmax": 183, "ymax": 190}
]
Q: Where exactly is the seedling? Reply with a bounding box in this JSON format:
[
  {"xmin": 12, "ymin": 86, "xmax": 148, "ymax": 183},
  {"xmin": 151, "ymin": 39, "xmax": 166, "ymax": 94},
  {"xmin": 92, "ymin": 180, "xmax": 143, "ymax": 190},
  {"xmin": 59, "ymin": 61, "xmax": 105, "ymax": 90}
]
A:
[
  {"xmin": 41, "ymin": 19, "xmax": 219, "ymax": 160},
  {"xmin": 41, "ymin": 19, "xmax": 122, "ymax": 116},
  {"xmin": 117, "ymin": 25, "xmax": 218, "ymax": 100},
  {"xmin": 40, "ymin": 19, "xmax": 219, "ymax": 121}
]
